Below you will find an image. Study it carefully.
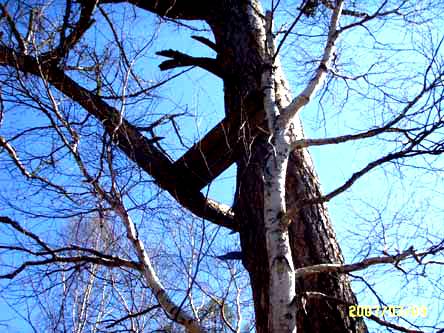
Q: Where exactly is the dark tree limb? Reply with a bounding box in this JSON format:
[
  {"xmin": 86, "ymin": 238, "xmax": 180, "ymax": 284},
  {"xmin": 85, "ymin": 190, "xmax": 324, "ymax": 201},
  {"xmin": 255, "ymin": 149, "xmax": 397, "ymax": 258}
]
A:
[
  {"xmin": 42, "ymin": 0, "xmax": 96, "ymax": 64},
  {"xmin": 0, "ymin": 4, "xmax": 27, "ymax": 53},
  {"xmin": 215, "ymin": 251, "xmax": 243, "ymax": 261},
  {"xmin": 302, "ymin": 139, "xmax": 444, "ymax": 207},
  {"xmin": 173, "ymin": 117, "xmax": 239, "ymax": 190},
  {"xmin": 173, "ymin": 98, "xmax": 265, "ymax": 190},
  {"xmin": 102, "ymin": 305, "xmax": 161, "ymax": 329},
  {"xmin": 0, "ymin": 216, "xmax": 53, "ymax": 253},
  {"xmin": 0, "ymin": 255, "xmax": 141, "ymax": 279},
  {"xmin": 0, "ymin": 216, "xmax": 143, "ymax": 279},
  {"xmin": 98, "ymin": 0, "xmax": 217, "ymax": 20},
  {"xmin": 156, "ymin": 49, "xmax": 223, "ymax": 78},
  {"xmin": 191, "ymin": 35, "xmax": 218, "ymax": 52},
  {"xmin": 0, "ymin": 46, "xmax": 237, "ymax": 231}
]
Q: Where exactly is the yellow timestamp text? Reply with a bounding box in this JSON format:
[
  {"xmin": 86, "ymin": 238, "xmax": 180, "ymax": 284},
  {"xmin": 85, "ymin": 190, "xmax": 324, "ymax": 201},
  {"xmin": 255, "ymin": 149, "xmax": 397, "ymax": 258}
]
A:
[{"xmin": 349, "ymin": 305, "xmax": 427, "ymax": 318}]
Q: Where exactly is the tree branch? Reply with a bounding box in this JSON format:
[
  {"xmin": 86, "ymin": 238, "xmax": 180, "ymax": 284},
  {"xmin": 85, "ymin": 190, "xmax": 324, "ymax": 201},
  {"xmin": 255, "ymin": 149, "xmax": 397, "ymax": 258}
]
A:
[
  {"xmin": 0, "ymin": 4, "xmax": 27, "ymax": 53},
  {"xmin": 0, "ymin": 136, "xmax": 75, "ymax": 199},
  {"xmin": 42, "ymin": 0, "xmax": 97, "ymax": 63},
  {"xmin": 280, "ymin": 0, "xmax": 343, "ymax": 123},
  {"xmin": 291, "ymin": 127, "xmax": 403, "ymax": 149},
  {"xmin": 0, "ymin": 255, "xmax": 141, "ymax": 279},
  {"xmin": 319, "ymin": 0, "xmax": 369, "ymax": 18},
  {"xmin": 98, "ymin": 0, "xmax": 215, "ymax": 20},
  {"xmin": 0, "ymin": 216, "xmax": 53, "ymax": 253},
  {"xmin": 101, "ymin": 305, "xmax": 161, "ymax": 329},
  {"xmin": 294, "ymin": 246, "xmax": 416, "ymax": 279},
  {"xmin": 191, "ymin": 35, "xmax": 218, "ymax": 52},
  {"xmin": 290, "ymin": 73, "xmax": 440, "ymax": 150},
  {"xmin": 0, "ymin": 216, "xmax": 143, "ymax": 279},
  {"xmin": 302, "ymin": 132, "xmax": 444, "ymax": 206},
  {"xmin": 0, "ymin": 46, "xmax": 237, "ymax": 231},
  {"xmin": 113, "ymin": 201, "xmax": 206, "ymax": 333},
  {"xmin": 156, "ymin": 49, "xmax": 222, "ymax": 77},
  {"xmin": 215, "ymin": 251, "xmax": 243, "ymax": 261},
  {"xmin": 173, "ymin": 100, "xmax": 265, "ymax": 191}
]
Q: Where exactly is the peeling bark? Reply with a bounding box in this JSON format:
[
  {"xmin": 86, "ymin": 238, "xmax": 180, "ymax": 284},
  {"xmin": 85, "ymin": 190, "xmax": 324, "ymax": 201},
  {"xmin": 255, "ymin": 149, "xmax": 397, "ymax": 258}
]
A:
[{"xmin": 223, "ymin": 1, "xmax": 368, "ymax": 332}]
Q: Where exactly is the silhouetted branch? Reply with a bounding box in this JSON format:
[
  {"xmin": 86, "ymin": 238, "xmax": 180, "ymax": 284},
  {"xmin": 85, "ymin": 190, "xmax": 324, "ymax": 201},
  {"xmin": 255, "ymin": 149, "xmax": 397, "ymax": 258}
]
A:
[
  {"xmin": 191, "ymin": 35, "xmax": 218, "ymax": 52},
  {"xmin": 0, "ymin": 45, "xmax": 237, "ymax": 231},
  {"xmin": 156, "ymin": 49, "xmax": 222, "ymax": 78}
]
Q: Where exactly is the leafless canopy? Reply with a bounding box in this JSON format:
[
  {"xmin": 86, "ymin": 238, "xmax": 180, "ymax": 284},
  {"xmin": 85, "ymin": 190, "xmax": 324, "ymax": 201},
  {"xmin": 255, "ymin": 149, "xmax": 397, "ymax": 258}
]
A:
[{"xmin": 1, "ymin": 1, "xmax": 444, "ymax": 332}]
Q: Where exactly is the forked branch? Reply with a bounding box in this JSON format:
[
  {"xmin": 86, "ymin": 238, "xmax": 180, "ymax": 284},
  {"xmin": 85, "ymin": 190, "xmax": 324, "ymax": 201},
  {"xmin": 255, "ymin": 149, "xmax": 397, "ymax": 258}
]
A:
[
  {"xmin": 280, "ymin": 0, "xmax": 344, "ymax": 124},
  {"xmin": 156, "ymin": 49, "xmax": 223, "ymax": 78}
]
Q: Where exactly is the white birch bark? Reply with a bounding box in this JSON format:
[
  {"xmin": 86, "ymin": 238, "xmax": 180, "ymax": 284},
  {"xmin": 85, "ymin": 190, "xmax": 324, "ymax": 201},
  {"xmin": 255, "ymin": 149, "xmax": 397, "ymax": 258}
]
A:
[
  {"xmin": 282, "ymin": 0, "xmax": 344, "ymax": 126},
  {"xmin": 114, "ymin": 203, "xmax": 206, "ymax": 333},
  {"xmin": 262, "ymin": 10, "xmax": 297, "ymax": 332},
  {"xmin": 258, "ymin": 1, "xmax": 344, "ymax": 332}
]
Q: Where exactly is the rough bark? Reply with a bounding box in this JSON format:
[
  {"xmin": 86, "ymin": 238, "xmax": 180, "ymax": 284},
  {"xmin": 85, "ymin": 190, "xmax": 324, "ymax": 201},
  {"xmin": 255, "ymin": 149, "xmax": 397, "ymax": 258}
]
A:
[
  {"xmin": 209, "ymin": 1, "xmax": 368, "ymax": 332},
  {"xmin": 287, "ymin": 150, "xmax": 367, "ymax": 333},
  {"xmin": 234, "ymin": 140, "xmax": 367, "ymax": 332}
]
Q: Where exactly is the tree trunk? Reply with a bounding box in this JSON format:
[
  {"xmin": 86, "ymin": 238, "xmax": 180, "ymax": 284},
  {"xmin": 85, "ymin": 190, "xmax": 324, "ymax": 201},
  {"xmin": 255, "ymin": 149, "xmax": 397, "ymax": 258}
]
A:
[
  {"xmin": 235, "ymin": 136, "xmax": 367, "ymax": 333},
  {"xmin": 209, "ymin": 1, "xmax": 368, "ymax": 332}
]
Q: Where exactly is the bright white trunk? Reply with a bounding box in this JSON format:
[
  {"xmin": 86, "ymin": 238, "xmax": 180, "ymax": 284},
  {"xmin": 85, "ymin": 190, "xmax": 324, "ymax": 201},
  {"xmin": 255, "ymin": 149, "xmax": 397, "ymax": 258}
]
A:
[
  {"xmin": 264, "ymin": 134, "xmax": 297, "ymax": 332},
  {"xmin": 259, "ymin": 1, "xmax": 344, "ymax": 331},
  {"xmin": 261, "ymin": 9, "xmax": 298, "ymax": 333},
  {"xmin": 114, "ymin": 204, "xmax": 205, "ymax": 333}
]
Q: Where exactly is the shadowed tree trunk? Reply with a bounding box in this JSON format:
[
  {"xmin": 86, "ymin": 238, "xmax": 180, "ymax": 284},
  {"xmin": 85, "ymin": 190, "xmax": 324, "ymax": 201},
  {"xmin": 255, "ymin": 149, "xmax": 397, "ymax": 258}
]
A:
[
  {"xmin": 208, "ymin": 1, "xmax": 367, "ymax": 331},
  {"xmin": 235, "ymin": 141, "xmax": 367, "ymax": 332}
]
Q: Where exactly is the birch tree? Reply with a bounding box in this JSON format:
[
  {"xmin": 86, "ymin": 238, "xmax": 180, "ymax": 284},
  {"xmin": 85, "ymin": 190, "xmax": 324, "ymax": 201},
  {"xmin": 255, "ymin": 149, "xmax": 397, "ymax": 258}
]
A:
[{"xmin": 1, "ymin": 0, "xmax": 444, "ymax": 332}]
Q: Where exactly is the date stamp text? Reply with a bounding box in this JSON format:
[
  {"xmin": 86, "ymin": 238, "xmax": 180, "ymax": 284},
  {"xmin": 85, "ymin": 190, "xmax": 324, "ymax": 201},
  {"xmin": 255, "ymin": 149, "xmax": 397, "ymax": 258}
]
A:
[{"xmin": 349, "ymin": 305, "xmax": 427, "ymax": 318}]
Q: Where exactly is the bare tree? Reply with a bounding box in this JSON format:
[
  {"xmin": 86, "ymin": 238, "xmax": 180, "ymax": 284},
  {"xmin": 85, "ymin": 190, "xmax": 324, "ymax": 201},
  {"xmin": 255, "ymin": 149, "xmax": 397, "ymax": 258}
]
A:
[{"xmin": 1, "ymin": 0, "xmax": 444, "ymax": 332}]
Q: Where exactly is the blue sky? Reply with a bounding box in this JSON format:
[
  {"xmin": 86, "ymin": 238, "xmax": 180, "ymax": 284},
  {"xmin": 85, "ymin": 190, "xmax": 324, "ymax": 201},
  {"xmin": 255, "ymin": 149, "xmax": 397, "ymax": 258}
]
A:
[{"xmin": 1, "ymin": 1, "xmax": 444, "ymax": 331}]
